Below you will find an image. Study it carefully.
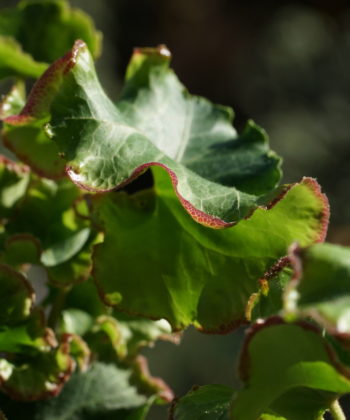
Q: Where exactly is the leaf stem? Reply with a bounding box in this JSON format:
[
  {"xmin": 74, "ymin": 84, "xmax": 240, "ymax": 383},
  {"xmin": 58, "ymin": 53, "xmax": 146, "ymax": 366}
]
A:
[
  {"xmin": 48, "ymin": 287, "xmax": 70, "ymax": 329},
  {"xmin": 330, "ymin": 399, "xmax": 346, "ymax": 420}
]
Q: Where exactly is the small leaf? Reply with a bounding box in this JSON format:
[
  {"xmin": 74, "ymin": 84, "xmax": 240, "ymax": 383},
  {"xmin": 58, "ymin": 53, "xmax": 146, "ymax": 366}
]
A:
[
  {"xmin": 0, "ymin": 308, "xmax": 55, "ymax": 353},
  {"xmin": 232, "ymin": 318, "xmax": 350, "ymax": 420},
  {"xmin": 0, "ymin": 156, "xmax": 29, "ymax": 219},
  {"xmin": 0, "ymin": 0, "xmax": 101, "ymax": 64},
  {"xmin": 59, "ymin": 308, "xmax": 93, "ymax": 337},
  {"xmin": 0, "ymin": 263, "xmax": 34, "ymax": 325},
  {"xmin": 92, "ymin": 168, "xmax": 329, "ymax": 331},
  {"xmin": 0, "ymin": 80, "xmax": 26, "ymax": 119},
  {"xmin": 0, "ymin": 36, "xmax": 47, "ymax": 79},
  {"xmin": 170, "ymin": 384, "xmax": 233, "ymax": 420},
  {"xmin": 33, "ymin": 362, "xmax": 147, "ymax": 419},
  {"xmin": 0, "ymin": 336, "xmax": 74, "ymax": 401},
  {"xmin": 284, "ymin": 243, "xmax": 350, "ymax": 335},
  {"xmin": 62, "ymin": 333, "xmax": 90, "ymax": 372},
  {"xmin": 1, "ymin": 234, "xmax": 41, "ymax": 268}
]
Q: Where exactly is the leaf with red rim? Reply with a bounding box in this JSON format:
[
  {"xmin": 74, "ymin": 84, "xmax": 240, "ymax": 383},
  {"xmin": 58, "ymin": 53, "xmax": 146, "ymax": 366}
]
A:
[
  {"xmin": 4, "ymin": 40, "xmax": 286, "ymax": 226},
  {"xmin": 0, "ymin": 334, "xmax": 74, "ymax": 401},
  {"xmin": 0, "ymin": 263, "xmax": 34, "ymax": 326},
  {"xmin": 92, "ymin": 166, "xmax": 329, "ymax": 331},
  {"xmin": 231, "ymin": 318, "xmax": 350, "ymax": 420}
]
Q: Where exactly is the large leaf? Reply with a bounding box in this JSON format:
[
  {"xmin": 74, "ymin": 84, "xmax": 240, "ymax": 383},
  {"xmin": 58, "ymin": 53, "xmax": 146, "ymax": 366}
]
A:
[
  {"xmin": 170, "ymin": 384, "xmax": 233, "ymax": 420},
  {"xmin": 0, "ymin": 0, "xmax": 101, "ymax": 64},
  {"xmin": 231, "ymin": 318, "xmax": 350, "ymax": 420},
  {"xmin": 4, "ymin": 40, "xmax": 285, "ymax": 226},
  {"xmin": 92, "ymin": 167, "xmax": 328, "ymax": 331},
  {"xmin": 284, "ymin": 243, "xmax": 350, "ymax": 336}
]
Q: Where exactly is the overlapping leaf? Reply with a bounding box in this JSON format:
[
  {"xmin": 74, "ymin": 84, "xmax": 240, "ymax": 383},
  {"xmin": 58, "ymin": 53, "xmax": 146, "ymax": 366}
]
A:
[
  {"xmin": 170, "ymin": 385, "xmax": 233, "ymax": 420},
  {"xmin": 92, "ymin": 166, "xmax": 328, "ymax": 331},
  {"xmin": 4, "ymin": 40, "xmax": 284, "ymax": 227},
  {"xmin": 284, "ymin": 243, "xmax": 350, "ymax": 336},
  {"xmin": 0, "ymin": 0, "xmax": 101, "ymax": 80},
  {"xmin": 231, "ymin": 318, "xmax": 350, "ymax": 420}
]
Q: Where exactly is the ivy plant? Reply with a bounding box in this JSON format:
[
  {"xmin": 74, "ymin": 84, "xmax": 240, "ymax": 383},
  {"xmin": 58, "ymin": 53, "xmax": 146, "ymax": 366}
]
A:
[{"xmin": 0, "ymin": 1, "xmax": 349, "ymax": 419}]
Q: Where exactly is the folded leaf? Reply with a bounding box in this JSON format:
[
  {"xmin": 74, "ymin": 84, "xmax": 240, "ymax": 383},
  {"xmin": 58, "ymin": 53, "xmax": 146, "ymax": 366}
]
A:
[
  {"xmin": 232, "ymin": 318, "xmax": 350, "ymax": 420},
  {"xmin": 170, "ymin": 384, "xmax": 233, "ymax": 420},
  {"xmin": 92, "ymin": 168, "xmax": 329, "ymax": 331},
  {"xmin": 4, "ymin": 40, "xmax": 285, "ymax": 227}
]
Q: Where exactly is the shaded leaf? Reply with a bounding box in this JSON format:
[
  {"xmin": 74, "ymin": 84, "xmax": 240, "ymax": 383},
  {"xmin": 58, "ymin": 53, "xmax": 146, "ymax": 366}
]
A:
[
  {"xmin": 0, "ymin": 156, "xmax": 29, "ymax": 219},
  {"xmin": 0, "ymin": 234, "xmax": 41, "ymax": 268},
  {"xmin": 0, "ymin": 0, "xmax": 101, "ymax": 64},
  {"xmin": 0, "ymin": 336, "xmax": 74, "ymax": 401},
  {"xmin": 92, "ymin": 167, "xmax": 329, "ymax": 331},
  {"xmin": 284, "ymin": 243, "xmax": 350, "ymax": 336},
  {"xmin": 0, "ymin": 263, "xmax": 33, "ymax": 325},
  {"xmin": 170, "ymin": 384, "xmax": 233, "ymax": 420},
  {"xmin": 0, "ymin": 309, "xmax": 55, "ymax": 354},
  {"xmin": 33, "ymin": 362, "xmax": 147, "ymax": 420},
  {"xmin": 0, "ymin": 36, "xmax": 47, "ymax": 79},
  {"xmin": 231, "ymin": 318, "xmax": 350, "ymax": 420}
]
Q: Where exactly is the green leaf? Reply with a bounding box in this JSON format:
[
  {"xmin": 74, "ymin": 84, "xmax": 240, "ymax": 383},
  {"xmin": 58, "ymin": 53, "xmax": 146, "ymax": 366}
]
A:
[
  {"xmin": 4, "ymin": 41, "xmax": 286, "ymax": 226},
  {"xmin": 33, "ymin": 362, "xmax": 147, "ymax": 419},
  {"xmin": 6, "ymin": 177, "xmax": 92, "ymax": 286},
  {"xmin": 0, "ymin": 336, "xmax": 74, "ymax": 401},
  {"xmin": 0, "ymin": 156, "xmax": 29, "ymax": 219},
  {"xmin": 92, "ymin": 167, "xmax": 329, "ymax": 331},
  {"xmin": 59, "ymin": 308, "xmax": 93, "ymax": 337},
  {"xmin": 0, "ymin": 0, "xmax": 101, "ymax": 64},
  {"xmin": 0, "ymin": 263, "xmax": 33, "ymax": 325},
  {"xmin": 170, "ymin": 384, "xmax": 233, "ymax": 420},
  {"xmin": 284, "ymin": 243, "xmax": 350, "ymax": 335},
  {"xmin": 0, "ymin": 80, "xmax": 26, "ymax": 119},
  {"xmin": 0, "ymin": 36, "xmax": 47, "ymax": 79},
  {"xmin": 0, "ymin": 233, "xmax": 41, "ymax": 267},
  {"xmin": 231, "ymin": 318, "xmax": 350, "ymax": 420},
  {"xmin": 0, "ymin": 309, "xmax": 55, "ymax": 353}
]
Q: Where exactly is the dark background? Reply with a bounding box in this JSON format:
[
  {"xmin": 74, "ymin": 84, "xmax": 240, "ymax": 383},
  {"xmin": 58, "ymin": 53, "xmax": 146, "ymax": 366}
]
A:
[{"xmin": 2, "ymin": 0, "xmax": 350, "ymax": 418}]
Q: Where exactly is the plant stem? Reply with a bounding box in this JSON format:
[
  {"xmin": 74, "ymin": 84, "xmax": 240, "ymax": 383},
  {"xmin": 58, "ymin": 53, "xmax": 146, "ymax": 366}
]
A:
[
  {"xmin": 330, "ymin": 400, "xmax": 346, "ymax": 420},
  {"xmin": 48, "ymin": 287, "xmax": 70, "ymax": 329}
]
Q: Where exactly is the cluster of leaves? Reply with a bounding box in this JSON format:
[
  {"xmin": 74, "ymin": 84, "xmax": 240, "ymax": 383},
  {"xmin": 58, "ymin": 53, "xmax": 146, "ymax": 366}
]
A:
[{"xmin": 0, "ymin": 1, "xmax": 350, "ymax": 419}]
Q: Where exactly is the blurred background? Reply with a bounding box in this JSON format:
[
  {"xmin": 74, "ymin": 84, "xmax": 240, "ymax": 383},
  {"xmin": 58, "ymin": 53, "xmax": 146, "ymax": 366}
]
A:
[{"xmin": 2, "ymin": 0, "xmax": 350, "ymax": 418}]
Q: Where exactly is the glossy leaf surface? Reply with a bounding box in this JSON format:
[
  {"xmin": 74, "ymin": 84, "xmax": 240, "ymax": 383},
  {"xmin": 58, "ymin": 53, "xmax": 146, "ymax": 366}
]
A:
[
  {"xmin": 232, "ymin": 318, "xmax": 350, "ymax": 420},
  {"xmin": 92, "ymin": 167, "xmax": 328, "ymax": 331}
]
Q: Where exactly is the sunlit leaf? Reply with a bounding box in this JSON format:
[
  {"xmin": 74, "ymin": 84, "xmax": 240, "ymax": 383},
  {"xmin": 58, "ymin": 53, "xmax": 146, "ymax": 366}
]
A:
[{"xmin": 92, "ymin": 168, "xmax": 329, "ymax": 331}]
